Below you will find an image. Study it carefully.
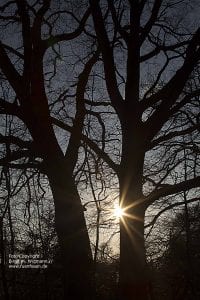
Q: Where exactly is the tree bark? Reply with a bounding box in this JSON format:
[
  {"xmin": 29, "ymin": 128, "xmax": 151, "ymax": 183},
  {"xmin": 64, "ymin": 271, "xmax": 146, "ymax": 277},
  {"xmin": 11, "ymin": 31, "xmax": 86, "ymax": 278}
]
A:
[
  {"xmin": 47, "ymin": 160, "xmax": 94, "ymax": 300},
  {"xmin": 119, "ymin": 131, "xmax": 151, "ymax": 300},
  {"xmin": 119, "ymin": 202, "xmax": 150, "ymax": 300}
]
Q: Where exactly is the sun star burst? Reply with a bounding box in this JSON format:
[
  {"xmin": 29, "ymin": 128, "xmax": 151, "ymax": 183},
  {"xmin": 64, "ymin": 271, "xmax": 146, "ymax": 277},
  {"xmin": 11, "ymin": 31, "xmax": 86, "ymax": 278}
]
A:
[{"xmin": 113, "ymin": 205, "xmax": 125, "ymax": 219}]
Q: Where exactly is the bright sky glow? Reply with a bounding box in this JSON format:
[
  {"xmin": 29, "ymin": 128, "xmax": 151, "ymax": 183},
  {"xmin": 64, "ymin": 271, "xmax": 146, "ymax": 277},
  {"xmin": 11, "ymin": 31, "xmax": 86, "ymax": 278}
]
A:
[{"xmin": 113, "ymin": 205, "xmax": 125, "ymax": 219}]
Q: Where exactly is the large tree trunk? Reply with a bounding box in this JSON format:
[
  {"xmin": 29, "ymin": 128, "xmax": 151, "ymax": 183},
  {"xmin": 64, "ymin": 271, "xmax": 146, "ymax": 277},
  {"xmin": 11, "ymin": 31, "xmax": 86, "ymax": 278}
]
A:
[
  {"xmin": 119, "ymin": 131, "xmax": 151, "ymax": 300},
  {"xmin": 119, "ymin": 200, "xmax": 150, "ymax": 300},
  {"xmin": 47, "ymin": 160, "xmax": 94, "ymax": 300}
]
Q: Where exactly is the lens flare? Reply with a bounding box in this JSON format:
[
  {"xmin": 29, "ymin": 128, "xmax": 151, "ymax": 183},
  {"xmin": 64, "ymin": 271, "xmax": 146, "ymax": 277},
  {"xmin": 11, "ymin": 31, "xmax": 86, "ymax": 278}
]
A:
[{"xmin": 113, "ymin": 205, "xmax": 125, "ymax": 219}]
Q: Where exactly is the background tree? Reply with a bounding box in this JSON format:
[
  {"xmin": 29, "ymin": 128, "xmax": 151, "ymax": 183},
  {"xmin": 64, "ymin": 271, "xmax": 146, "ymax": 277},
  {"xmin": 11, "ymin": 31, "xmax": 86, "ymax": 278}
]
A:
[{"xmin": 149, "ymin": 203, "xmax": 200, "ymax": 300}]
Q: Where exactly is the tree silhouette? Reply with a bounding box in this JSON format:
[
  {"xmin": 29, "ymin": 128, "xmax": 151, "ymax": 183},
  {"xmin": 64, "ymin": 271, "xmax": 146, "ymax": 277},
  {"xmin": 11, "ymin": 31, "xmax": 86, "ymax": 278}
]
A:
[
  {"xmin": 88, "ymin": 1, "xmax": 200, "ymax": 299},
  {"xmin": 0, "ymin": 1, "xmax": 96, "ymax": 299},
  {"xmin": 152, "ymin": 204, "xmax": 200, "ymax": 300}
]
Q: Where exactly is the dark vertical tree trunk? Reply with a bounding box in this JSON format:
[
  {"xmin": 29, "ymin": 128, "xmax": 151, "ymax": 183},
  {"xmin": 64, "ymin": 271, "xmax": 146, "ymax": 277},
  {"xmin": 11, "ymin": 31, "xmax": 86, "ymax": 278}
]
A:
[
  {"xmin": 119, "ymin": 201, "xmax": 149, "ymax": 300},
  {"xmin": 119, "ymin": 130, "xmax": 151, "ymax": 300},
  {"xmin": 47, "ymin": 160, "xmax": 94, "ymax": 300}
]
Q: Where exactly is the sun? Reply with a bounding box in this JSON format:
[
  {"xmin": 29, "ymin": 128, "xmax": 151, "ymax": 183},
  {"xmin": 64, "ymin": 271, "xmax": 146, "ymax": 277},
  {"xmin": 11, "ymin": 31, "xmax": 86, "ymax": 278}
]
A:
[{"xmin": 113, "ymin": 205, "xmax": 125, "ymax": 219}]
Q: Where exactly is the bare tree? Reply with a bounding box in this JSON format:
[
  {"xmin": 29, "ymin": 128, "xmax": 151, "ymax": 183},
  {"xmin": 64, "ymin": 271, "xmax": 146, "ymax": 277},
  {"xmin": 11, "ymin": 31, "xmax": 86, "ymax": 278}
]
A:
[
  {"xmin": 0, "ymin": 1, "xmax": 98, "ymax": 299},
  {"xmin": 87, "ymin": 1, "xmax": 200, "ymax": 299}
]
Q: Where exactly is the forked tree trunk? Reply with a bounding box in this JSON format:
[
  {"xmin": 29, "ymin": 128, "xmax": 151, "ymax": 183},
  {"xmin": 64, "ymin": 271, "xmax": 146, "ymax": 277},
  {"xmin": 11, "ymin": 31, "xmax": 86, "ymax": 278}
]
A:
[{"xmin": 47, "ymin": 160, "xmax": 94, "ymax": 300}]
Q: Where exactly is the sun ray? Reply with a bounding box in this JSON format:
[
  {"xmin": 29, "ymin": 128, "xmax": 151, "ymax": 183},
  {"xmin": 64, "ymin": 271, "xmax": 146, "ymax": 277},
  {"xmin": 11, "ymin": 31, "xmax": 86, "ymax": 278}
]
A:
[
  {"xmin": 122, "ymin": 212, "xmax": 143, "ymax": 222},
  {"xmin": 120, "ymin": 214, "xmax": 144, "ymax": 253}
]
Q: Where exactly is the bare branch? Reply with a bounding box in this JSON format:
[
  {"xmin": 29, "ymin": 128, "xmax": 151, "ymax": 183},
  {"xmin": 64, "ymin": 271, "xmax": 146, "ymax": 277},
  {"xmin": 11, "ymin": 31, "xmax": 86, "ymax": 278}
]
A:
[{"xmin": 146, "ymin": 177, "xmax": 200, "ymax": 206}]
